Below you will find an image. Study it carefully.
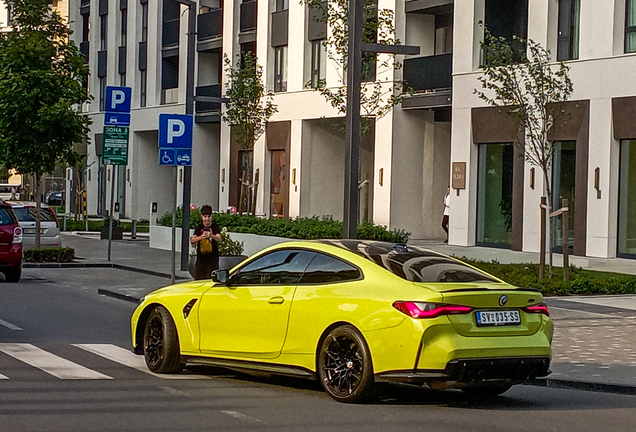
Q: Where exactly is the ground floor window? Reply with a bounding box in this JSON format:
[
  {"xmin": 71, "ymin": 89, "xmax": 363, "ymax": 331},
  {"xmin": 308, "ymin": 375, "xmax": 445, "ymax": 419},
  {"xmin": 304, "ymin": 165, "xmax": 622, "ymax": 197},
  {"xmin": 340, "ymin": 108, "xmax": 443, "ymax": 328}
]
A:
[
  {"xmin": 618, "ymin": 139, "xmax": 636, "ymax": 256},
  {"xmin": 476, "ymin": 142, "xmax": 513, "ymax": 247},
  {"xmin": 551, "ymin": 141, "xmax": 576, "ymax": 252}
]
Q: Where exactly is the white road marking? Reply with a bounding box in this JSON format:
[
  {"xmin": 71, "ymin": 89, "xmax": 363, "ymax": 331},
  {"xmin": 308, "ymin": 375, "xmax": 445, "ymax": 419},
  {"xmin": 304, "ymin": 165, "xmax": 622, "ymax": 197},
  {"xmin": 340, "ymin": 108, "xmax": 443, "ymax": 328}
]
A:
[
  {"xmin": 0, "ymin": 373, "xmax": 8, "ymax": 379},
  {"xmin": 221, "ymin": 411, "xmax": 264, "ymax": 424},
  {"xmin": 73, "ymin": 344, "xmax": 209, "ymax": 380},
  {"xmin": 0, "ymin": 319, "xmax": 22, "ymax": 331},
  {"xmin": 0, "ymin": 343, "xmax": 112, "ymax": 379}
]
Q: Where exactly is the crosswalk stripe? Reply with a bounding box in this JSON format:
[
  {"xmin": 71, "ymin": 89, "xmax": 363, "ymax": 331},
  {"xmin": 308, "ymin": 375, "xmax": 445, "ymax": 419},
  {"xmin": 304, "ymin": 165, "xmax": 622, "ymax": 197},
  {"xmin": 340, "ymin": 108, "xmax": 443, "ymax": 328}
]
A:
[
  {"xmin": 0, "ymin": 319, "xmax": 22, "ymax": 331},
  {"xmin": 73, "ymin": 344, "xmax": 209, "ymax": 380},
  {"xmin": 0, "ymin": 343, "xmax": 112, "ymax": 380},
  {"xmin": 0, "ymin": 373, "xmax": 8, "ymax": 379}
]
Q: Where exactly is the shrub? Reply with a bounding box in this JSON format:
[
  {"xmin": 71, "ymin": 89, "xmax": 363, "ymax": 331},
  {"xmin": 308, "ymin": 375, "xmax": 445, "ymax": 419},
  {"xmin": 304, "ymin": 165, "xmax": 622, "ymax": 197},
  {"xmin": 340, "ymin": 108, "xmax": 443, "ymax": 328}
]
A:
[
  {"xmin": 24, "ymin": 247, "xmax": 75, "ymax": 263},
  {"xmin": 218, "ymin": 228, "xmax": 244, "ymax": 256},
  {"xmin": 159, "ymin": 207, "xmax": 411, "ymax": 243}
]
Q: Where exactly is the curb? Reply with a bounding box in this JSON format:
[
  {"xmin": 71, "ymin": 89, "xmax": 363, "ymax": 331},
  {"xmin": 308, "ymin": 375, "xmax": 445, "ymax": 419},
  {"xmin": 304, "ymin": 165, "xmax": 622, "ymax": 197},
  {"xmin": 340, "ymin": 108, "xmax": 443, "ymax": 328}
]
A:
[
  {"xmin": 23, "ymin": 262, "xmax": 190, "ymax": 281},
  {"xmin": 527, "ymin": 378, "xmax": 636, "ymax": 396},
  {"xmin": 97, "ymin": 289, "xmax": 141, "ymax": 304}
]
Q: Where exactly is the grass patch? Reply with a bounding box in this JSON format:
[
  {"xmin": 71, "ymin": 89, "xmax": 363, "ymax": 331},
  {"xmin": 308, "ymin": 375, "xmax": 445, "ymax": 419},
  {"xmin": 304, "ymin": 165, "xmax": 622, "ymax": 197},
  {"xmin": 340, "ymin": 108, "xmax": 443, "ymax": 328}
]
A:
[{"xmin": 459, "ymin": 257, "xmax": 636, "ymax": 297}]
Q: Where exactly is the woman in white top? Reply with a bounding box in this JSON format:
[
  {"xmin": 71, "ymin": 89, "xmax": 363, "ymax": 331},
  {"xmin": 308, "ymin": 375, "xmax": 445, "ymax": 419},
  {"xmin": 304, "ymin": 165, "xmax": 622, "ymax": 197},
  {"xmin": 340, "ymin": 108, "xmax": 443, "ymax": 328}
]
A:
[{"xmin": 442, "ymin": 187, "xmax": 450, "ymax": 243}]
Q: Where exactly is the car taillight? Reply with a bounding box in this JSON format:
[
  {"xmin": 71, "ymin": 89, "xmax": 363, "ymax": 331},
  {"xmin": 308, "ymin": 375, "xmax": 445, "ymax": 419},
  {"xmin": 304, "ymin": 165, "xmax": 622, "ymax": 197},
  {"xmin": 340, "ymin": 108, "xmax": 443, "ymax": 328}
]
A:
[
  {"xmin": 392, "ymin": 301, "xmax": 473, "ymax": 319},
  {"xmin": 11, "ymin": 226, "xmax": 22, "ymax": 244},
  {"xmin": 522, "ymin": 303, "xmax": 550, "ymax": 317},
  {"xmin": 49, "ymin": 209, "xmax": 59, "ymax": 228}
]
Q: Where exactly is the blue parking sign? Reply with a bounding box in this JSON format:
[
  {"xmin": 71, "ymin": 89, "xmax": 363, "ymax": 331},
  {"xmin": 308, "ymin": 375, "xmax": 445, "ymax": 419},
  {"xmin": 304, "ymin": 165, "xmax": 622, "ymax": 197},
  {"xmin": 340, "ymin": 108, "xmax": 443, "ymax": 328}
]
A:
[
  {"xmin": 175, "ymin": 149, "xmax": 192, "ymax": 166},
  {"xmin": 159, "ymin": 114, "xmax": 193, "ymax": 149},
  {"xmin": 105, "ymin": 86, "xmax": 132, "ymax": 113}
]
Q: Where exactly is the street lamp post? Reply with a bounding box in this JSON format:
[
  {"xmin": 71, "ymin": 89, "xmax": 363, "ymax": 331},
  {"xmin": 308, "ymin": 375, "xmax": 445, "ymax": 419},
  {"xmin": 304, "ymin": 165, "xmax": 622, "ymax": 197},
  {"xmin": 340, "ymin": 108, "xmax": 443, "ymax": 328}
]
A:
[
  {"xmin": 342, "ymin": 0, "xmax": 419, "ymax": 239},
  {"xmin": 175, "ymin": 0, "xmax": 196, "ymax": 271}
]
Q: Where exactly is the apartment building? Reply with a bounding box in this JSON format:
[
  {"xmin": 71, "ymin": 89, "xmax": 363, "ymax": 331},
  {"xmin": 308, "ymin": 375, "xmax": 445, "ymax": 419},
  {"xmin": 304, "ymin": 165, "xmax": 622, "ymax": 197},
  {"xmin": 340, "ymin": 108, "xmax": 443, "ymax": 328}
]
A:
[{"xmin": 68, "ymin": 0, "xmax": 636, "ymax": 261}]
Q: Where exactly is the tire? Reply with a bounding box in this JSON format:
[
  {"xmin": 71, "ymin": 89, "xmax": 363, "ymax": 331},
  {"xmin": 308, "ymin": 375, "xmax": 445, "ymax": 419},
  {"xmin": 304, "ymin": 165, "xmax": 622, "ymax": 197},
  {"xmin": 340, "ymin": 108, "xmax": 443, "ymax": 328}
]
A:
[
  {"xmin": 318, "ymin": 325, "xmax": 376, "ymax": 403},
  {"xmin": 462, "ymin": 383, "xmax": 513, "ymax": 398},
  {"xmin": 143, "ymin": 306, "xmax": 184, "ymax": 374},
  {"xmin": 4, "ymin": 267, "xmax": 21, "ymax": 283}
]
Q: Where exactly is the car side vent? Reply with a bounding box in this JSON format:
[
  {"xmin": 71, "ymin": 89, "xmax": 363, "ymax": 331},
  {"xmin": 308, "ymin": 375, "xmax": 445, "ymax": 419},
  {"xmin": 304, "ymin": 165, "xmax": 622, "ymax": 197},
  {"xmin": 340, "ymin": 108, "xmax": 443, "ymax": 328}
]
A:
[{"xmin": 183, "ymin": 299, "xmax": 198, "ymax": 319}]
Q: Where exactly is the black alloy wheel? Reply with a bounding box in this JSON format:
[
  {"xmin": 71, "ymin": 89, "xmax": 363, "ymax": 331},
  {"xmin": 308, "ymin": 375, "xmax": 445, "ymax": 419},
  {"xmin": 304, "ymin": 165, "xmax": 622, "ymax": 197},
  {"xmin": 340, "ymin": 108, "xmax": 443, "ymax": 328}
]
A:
[
  {"xmin": 318, "ymin": 325, "xmax": 375, "ymax": 403},
  {"xmin": 143, "ymin": 306, "xmax": 184, "ymax": 374}
]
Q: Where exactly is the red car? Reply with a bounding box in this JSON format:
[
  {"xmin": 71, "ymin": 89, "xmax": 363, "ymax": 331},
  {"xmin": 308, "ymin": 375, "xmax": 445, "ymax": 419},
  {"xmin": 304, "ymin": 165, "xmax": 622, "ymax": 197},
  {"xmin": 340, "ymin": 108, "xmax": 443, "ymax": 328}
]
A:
[{"xmin": 0, "ymin": 200, "xmax": 23, "ymax": 282}]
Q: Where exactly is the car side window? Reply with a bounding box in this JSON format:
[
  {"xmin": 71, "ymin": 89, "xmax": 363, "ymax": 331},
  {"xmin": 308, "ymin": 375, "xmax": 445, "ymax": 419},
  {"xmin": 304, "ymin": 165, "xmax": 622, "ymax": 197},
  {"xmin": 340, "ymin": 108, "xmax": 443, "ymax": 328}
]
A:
[
  {"xmin": 0, "ymin": 209, "xmax": 13, "ymax": 226},
  {"xmin": 299, "ymin": 252, "xmax": 361, "ymax": 284},
  {"xmin": 230, "ymin": 250, "xmax": 316, "ymax": 285}
]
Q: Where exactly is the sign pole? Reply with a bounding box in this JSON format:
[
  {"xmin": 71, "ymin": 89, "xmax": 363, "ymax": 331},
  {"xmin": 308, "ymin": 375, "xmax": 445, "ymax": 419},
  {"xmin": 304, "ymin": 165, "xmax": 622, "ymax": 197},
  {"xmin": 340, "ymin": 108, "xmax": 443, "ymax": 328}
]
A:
[
  {"xmin": 171, "ymin": 166, "xmax": 177, "ymax": 285},
  {"xmin": 107, "ymin": 165, "xmax": 116, "ymax": 261}
]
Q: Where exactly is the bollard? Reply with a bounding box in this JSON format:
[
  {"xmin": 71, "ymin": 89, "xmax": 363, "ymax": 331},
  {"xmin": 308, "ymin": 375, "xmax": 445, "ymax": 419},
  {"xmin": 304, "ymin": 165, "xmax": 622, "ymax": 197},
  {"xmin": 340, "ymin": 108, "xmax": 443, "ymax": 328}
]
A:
[
  {"xmin": 63, "ymin": 214, "xmax": 67, "ymax": 231},
  {"xmin": 131, "ymin": 219, "xmax": 137, "ymax": 240}
]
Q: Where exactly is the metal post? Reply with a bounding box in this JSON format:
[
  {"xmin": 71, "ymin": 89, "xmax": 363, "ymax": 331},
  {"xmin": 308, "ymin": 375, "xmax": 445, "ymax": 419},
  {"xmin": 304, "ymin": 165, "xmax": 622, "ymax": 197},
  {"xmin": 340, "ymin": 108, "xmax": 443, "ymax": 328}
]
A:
[
  {"xmin": 539, "ymin": 196, "xmax": 546, "ymax": 280},
  {"xmin": 562, "ymin": 198, "xmax": 569, "ymax": 281},
  {"xmin": 343, "ymin": 0, "xmax": 363, "ymax": 239},
  {"xmin": 107, "ymin": 165, "xmax": 116, "ymax": 261},
  {"xmin": 171, "ymin": 167, "xmax": 177, "ymax": 285},
  {"xmin": 177, "ymin": 0, "xmax": 196, "ymax": 271},
  {"xmin": 131, "ymin": 219, "xmax": 137, "ymax": 240}
]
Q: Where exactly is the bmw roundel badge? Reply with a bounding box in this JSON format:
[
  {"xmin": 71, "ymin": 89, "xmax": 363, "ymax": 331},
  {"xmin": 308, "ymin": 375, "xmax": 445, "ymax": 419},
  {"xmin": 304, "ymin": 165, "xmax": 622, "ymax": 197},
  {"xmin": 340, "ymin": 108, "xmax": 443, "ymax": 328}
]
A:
[{"xmin": 499, "ymin": 295, "xmax": 508, "ymax": 306}]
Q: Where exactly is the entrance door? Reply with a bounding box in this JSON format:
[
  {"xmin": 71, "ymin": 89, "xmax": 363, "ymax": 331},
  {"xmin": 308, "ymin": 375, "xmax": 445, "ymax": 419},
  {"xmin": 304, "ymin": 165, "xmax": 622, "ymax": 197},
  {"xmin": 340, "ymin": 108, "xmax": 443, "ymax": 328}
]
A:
[
  {"xmin": 270, "ymin": 149, "xmax": 287, "ymax": 218},
  {"xmin": 552, "ymin": 141, "xmax": 576, "ymax": 252},
  {"xmin": 476, "ymin": 142, "xmax": 514, "ymax": 247}
]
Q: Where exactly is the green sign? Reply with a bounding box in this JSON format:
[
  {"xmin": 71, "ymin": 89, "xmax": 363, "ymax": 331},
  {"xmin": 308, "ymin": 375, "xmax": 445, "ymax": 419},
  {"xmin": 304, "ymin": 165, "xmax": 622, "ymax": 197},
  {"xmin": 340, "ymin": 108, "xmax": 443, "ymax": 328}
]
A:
[{"xmin": 103, "ymin": 126, "xmax": 129, "ymax": 165}]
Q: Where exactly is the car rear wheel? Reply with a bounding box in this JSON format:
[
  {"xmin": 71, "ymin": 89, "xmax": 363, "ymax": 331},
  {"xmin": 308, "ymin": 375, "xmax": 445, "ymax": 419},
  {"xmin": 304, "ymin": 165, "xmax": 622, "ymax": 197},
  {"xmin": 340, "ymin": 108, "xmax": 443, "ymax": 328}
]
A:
[
  {"xmin": 4, "ymin": 267, "xmax": 21, "ymax": 283},
  {"xmin": 318, "ymin": 325, "xmax": 375, "ymax": 403},
  {"xmin": 143, "ymin": 306, "xmax": 184, "ymax": 374}
]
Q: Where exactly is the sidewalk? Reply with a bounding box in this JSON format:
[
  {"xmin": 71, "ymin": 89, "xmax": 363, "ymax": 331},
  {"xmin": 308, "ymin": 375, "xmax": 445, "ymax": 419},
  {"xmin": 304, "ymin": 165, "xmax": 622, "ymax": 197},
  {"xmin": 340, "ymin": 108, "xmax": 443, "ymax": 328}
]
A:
[{"xmin": 31, "ymin": 233, "xmax": 636, "ymax": 396}]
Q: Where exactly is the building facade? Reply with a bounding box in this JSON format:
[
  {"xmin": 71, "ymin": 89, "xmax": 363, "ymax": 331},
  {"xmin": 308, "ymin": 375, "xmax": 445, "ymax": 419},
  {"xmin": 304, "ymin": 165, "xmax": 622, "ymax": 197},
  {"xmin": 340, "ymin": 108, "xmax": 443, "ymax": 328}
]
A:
[{"xmin": 68, "ymin": 0, "xmax": 636, "ymax": 261}]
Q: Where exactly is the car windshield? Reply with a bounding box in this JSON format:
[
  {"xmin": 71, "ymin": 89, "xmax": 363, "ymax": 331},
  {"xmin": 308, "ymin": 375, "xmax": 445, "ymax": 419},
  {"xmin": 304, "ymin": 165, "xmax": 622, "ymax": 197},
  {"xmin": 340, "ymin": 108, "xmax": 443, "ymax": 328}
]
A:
[
  {"xmin": 320, "ymin": 240, "xmax": 498, "ymax": 283},
  {"xmin": 13, "ymin": 207, "xmax": 55, "ymax": 222},
  {"xmin": 0, "ymin": 208, "xmax": 16, "ymax": 226}
]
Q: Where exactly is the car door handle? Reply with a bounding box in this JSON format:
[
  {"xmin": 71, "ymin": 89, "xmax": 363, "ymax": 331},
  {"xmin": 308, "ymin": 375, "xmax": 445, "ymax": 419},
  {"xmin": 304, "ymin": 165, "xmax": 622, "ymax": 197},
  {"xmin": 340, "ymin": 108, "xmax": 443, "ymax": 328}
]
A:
[{"xmin": 268, "ymin": 296, "xmax": 285, "ymax": 305}]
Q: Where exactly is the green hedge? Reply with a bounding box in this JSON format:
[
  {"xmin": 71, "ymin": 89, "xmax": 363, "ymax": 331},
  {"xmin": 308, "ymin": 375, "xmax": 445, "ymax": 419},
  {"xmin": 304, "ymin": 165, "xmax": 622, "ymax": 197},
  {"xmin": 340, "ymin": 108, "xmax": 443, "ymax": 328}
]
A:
[
  {"xmin": 460, "ymin": 258, "xmax": 636, "ymax": 297},
  {"xmin": 158, "ymin": 207, "xmax": 410, "ymax": 243},
  {"xmin": 60, "ymin": 219, "xmax": 150, "ymax": 233},
  {"xmin": 24, "ymin": 247, "xmax": 75, "ymax": 263}
]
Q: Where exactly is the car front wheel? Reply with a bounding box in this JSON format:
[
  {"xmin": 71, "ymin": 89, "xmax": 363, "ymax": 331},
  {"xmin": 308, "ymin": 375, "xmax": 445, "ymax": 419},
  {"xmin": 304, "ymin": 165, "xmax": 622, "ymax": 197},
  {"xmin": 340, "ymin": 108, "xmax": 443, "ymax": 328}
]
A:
[
  {"xmin": 4, "ymin": 267, "xmax": 21, "ymax": 283},
  {"xmin": 143, "ymin": 306, "xmax": 184, "ymax": 374},
  {"xmin": 318, "ymin": 325, "xmax": 375, "ymax": 403}
]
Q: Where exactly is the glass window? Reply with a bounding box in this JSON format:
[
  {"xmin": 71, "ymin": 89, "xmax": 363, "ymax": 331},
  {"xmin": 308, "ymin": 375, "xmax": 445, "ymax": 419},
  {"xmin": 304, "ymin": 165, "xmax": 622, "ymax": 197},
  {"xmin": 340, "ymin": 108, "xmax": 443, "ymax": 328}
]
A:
[
  {"xmin": 100, "ymin": 14, "xmax": 107, "ymax": 51},
  {"xmin": 552, "ymin": 141, "xmax": 576, "ymax": 252},
  {"xmin": 435, "ymin": 13, "xmax": 453, "ymax": 55},
  {"xmin": 627, "ymin": 0, "xmax": 636, "ymax": 52},
  {"xmin": 310, "ymin": 40, "xmax": 324, "ymax": 89},
  {"xmin": 299, "ymin": 253, "xmax": 361, "ymax": 284},
  {"xmin": 0, "ymin": 209, "xmax": 15, "ymax": 226},
  {"xmin": 618, "ymin": 140, "xmax": 636, "ymax": 256},
  {"xmin": 12, "ymin": 207, "xmax": 55, "ymax": 222},
  {"xmin": 274, "ymin": 46, "xmax": 288, "ymax": 92},
  {"xmin": 557, "ymin": 0, "xmax": 580, "ymax": 60},
  {"xmin": 276, "ymin": 0, "xmax": 289, "ymax": 11},
  {"xmin": 230, "ymin": 250, "xmax": 315, "ymax": 285},
  {"xmin": 476, "ymin": 143, "xmax": 514, "ymax": 247}
]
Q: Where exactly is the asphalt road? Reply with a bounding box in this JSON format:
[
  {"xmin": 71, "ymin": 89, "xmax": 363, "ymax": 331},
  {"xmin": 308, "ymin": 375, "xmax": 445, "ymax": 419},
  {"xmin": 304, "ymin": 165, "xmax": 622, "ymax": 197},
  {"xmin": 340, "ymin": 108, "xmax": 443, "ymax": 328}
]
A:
[{"xmin": 1, "ymin": 267, "xmax": 636, "ymax": 432}]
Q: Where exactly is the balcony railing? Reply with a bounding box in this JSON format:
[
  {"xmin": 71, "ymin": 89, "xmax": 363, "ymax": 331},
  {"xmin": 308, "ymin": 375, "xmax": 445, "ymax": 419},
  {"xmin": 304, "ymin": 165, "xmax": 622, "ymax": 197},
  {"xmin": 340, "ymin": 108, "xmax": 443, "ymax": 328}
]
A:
[
  {"xmin": 403, "ymin": 53, "xmax": 452, "ymax": 92},
  {"xmin": 240, "ymin": 0, "xmax": 257, "ymax": 32},
  {"xmin": 197, "ymin": 8, "xmax": 223, "ymax": 41},
  {"xmin": 79, "ymin": 41, "xmax": 89, "ymax": 63},
  {"xmin": 162, "ymin": 19, "xmax": 180, "ymax": 47},
  {"xmin": 195, "ymin": 84, "xmax": 221, "ymax": 113}
]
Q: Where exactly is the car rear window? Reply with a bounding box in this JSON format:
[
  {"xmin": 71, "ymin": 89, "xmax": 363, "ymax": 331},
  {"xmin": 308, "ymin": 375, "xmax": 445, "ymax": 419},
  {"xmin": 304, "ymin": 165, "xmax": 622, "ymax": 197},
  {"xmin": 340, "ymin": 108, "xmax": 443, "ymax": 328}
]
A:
[
  {"xmin": 321, "ymin": 240, "xmax": 498, "ymax": 283},
  {"xmin": 13, "ymin": 207, "xmax": 55, "ymax": 222},
  {"xmin": 0, "ymin": 208, "xmax": 17, "ymax": 226}
]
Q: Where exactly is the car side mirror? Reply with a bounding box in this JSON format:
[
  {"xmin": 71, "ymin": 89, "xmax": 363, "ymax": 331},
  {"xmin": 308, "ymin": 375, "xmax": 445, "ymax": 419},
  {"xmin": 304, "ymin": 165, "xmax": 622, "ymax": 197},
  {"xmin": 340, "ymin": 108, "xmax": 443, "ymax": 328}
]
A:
[{"xmin": 212, "ymin": 269, "xmax": 228, "ymax": 284}]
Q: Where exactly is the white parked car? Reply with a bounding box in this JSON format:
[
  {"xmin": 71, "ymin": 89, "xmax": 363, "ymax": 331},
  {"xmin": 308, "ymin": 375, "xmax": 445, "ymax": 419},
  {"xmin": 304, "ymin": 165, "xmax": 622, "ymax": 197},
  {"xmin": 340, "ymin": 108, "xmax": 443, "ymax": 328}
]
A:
[{"xmin": 7, "ymin": 201, "xmax": 61, "ymax": 249}]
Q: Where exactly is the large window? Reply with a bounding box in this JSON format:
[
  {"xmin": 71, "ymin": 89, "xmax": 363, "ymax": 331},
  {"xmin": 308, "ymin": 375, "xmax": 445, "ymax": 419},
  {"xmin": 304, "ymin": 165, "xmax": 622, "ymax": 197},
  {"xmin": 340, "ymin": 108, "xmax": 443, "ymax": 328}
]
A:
[
  {"xmin": 618, "ymin": 140, "xmax": 636, "ymax": 256},
  {"xmin": 627, "ymin": 0, "xmax": 636, "ymax": 52},
  {"xmin": 310, "ymin": 40, "xmax": 325, "ymax": 88},
  {"xmin": 557, "ymin": 0, "xmax": 580, "ymax": 60},
  {"xmin": 483, "ymin": 0, "xmax": 528, "ymax": 64},
  {"xmin": 476, "ymin": 143, "xmax": 514, "ymax": 247},
  {"xmin": 274, "ymin": 45, "xmax": 288, "ymax": 92}
]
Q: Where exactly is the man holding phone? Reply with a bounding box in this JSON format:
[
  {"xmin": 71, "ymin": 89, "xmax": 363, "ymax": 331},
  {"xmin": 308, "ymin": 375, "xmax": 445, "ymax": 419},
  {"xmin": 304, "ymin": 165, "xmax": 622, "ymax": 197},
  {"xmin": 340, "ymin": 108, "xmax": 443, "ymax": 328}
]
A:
[{"xmin": 190, "ymin": 205, "xmax": 221, "ymax": 280}]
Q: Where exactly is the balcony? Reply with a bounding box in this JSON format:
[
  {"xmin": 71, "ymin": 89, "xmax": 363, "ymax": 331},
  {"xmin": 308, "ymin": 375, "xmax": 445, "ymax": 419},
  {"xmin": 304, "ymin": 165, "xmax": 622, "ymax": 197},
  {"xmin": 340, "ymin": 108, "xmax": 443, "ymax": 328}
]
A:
[
  {"xmin": 240, "ymin": 0, "xmax": 257, "ymax": 33},
  {"xmin": 197, "ymin": 9, "xmax": 223, "ymax": 41},
  {"xmin": 403, "ymin": 53, "xmax": 452, "ymax": 92},
  {"xmin": 195, "ymin": 84, "xmax": 221, "ymax": 113},
  {"xmin": 162, "ymin": 18, "xmax": 180, "ymax": 47},
  {"xmin": 79, "ymin": 41, "xmax": 89, "ymax": 63}
]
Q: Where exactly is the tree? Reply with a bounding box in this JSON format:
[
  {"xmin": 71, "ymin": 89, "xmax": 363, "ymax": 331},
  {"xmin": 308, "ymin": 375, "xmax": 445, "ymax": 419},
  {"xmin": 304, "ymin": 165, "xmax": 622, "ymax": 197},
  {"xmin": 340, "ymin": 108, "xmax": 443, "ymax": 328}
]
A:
[
  {"xmin": 475, "ymin": 31, "xmax": 573, "ymax": 279},
  {"xmin": 303, "ymin": 0, "xmax": 411, "ymax": 133},
  {"xmin": 222, "ymin": 51, "xmax": 277, "ymax": 213},
  {"xmin": 0, "ymin": 0, "xmax": 91, "ymax": 249}
]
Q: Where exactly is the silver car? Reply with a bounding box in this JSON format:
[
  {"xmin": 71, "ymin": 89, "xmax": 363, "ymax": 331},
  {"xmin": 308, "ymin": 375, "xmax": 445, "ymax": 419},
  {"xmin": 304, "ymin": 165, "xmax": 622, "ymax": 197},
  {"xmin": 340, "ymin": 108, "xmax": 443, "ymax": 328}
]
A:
[{"xmin": 8, "ymin": 201, "xmax": 61, "ymax": 249}]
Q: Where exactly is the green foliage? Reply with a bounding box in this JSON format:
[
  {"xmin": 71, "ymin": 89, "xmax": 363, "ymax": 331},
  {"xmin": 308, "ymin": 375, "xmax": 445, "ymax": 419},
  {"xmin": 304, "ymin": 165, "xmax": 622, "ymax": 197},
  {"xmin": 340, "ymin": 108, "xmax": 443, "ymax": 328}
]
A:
[
  {"xmin": 159, "ymin": 208, "xmax": 410, "ymax": 243},
  {"xmin": 60, "ymin": 219, "xmax": 149, "ymax": 233},
  {"xmin": 0, "ymin": 0, "xmax": 92, "ymax": 177},
  {"xmin": 302, "ymin": 0, "xmax": 412, "ymax": 133},
  {"xmin": 217, "ymin": 228, "xmax": 244, "ymax": 256},
  {"xmin": 222, "ymin": 51, "xmax": 277, "ymax": 149},
  {"xmin": 24, "ymin": 247, "xmax": 75, "ymax": 263},
  {"xmin": 458, "ymin": 257, "xmax": 636, "ymax": 297}
]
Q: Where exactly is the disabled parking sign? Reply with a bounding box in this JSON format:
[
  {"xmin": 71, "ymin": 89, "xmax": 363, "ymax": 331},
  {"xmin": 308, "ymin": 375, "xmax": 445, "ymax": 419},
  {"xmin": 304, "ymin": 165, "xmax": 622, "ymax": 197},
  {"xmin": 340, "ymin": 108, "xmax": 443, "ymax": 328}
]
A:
[{"xmin": 158, "ymin": 114, "xmax": 194, "ymax": 166}]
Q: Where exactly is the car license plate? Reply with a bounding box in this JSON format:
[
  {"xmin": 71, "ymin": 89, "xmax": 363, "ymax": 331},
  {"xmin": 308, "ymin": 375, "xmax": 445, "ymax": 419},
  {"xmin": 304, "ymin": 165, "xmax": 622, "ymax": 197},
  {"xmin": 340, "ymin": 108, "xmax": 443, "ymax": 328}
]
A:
[
  {"xmin": 476, "ymin": 310, "xmax": 521, "ymax": 326},
  {"xmin": 23, "ymin": 228, "xmax": 36, "ymax": 234}
]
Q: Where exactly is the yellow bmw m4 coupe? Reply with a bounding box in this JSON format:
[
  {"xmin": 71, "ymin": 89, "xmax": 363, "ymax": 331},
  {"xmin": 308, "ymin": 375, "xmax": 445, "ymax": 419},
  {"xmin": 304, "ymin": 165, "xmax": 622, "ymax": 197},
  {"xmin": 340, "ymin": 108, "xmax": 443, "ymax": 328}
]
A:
[{"xmin": 131, "ymin": 240, "xmax": 553, "ymax": 403}]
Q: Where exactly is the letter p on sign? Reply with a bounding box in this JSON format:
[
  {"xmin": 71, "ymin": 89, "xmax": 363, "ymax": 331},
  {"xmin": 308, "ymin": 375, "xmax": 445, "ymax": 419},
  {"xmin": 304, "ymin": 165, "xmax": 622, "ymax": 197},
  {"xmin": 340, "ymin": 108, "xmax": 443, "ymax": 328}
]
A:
[
  {"xmin": 158, "ymin": 114, "xmax": 193, "ymax": 149},
  {"xmin": 105, "ymin": 86, "xmax": 132, "ymax": 113}
]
